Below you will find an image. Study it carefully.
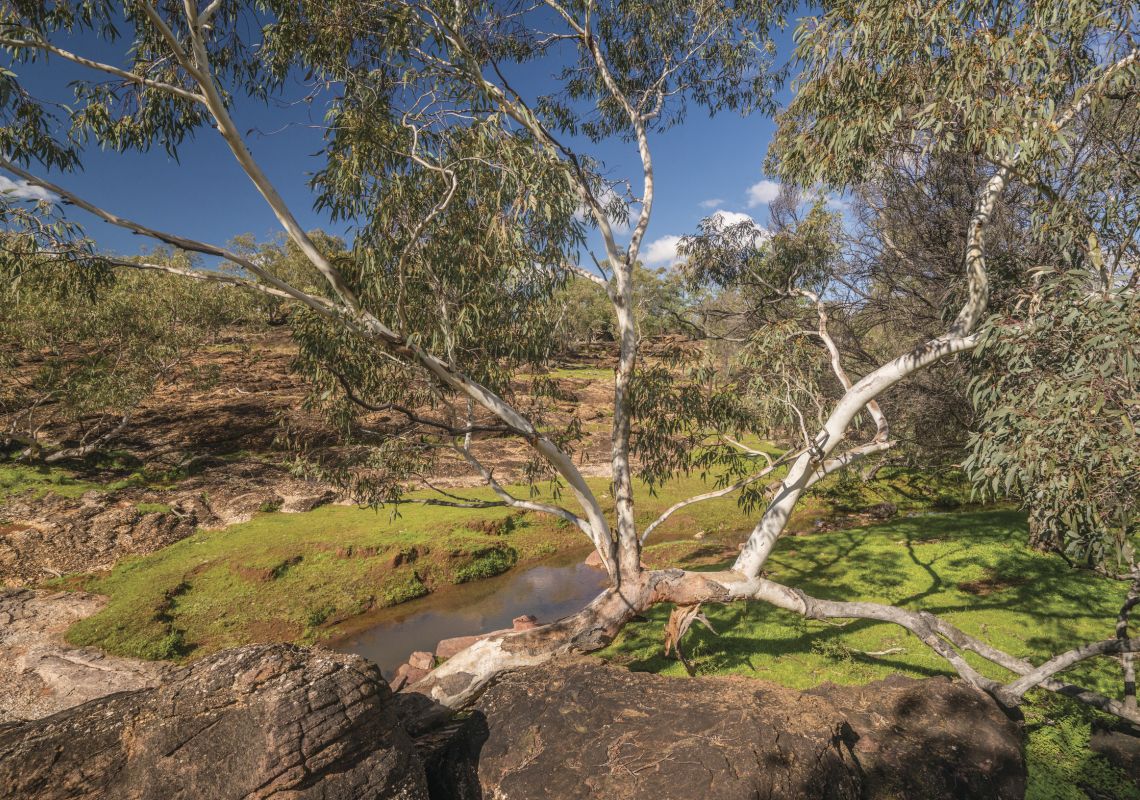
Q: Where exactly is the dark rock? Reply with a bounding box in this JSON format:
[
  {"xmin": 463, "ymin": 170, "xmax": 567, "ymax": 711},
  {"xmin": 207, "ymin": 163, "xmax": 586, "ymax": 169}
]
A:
[
  {"xmin": 0, "ymin": 644, "xmax": 429, "ymax": 799},
  {"xmin": 473, "ymin": 658, "xmax": 862, "ymax": 799},
  {"xmin": 1090, "ymin": 722, "xmax": 1140, "ymax": 781},
  {"xmin": 417, "ymin": 712, "xmax": 489, "ymax": 800},
  {"xmin": 471, "ymin": 659, "xmax": 1025, "ymax": 800},
  {"xmin": 866, "ymin": 502, "xmax": 898, "ymax": 521},
  {"xmin": 810, "ymin": 673, "xmax": 1025, "ymax": 799}
]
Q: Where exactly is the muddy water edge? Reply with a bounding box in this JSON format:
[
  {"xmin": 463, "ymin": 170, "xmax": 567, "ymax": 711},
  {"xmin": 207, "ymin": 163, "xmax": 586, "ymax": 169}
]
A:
[{"xmin": 330, "ymin": 548, "xmax": 609, "ymax": 678}]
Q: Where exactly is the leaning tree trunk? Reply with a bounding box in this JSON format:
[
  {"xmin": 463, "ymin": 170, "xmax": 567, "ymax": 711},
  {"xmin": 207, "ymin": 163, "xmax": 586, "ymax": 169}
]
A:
[
  {"xmin": 410, "ymin": 564, "xmax": 1140, "ymax": 728},
  {"xmin": 409, "ymin": 584, "xmax": 644, "ymax": 709}
]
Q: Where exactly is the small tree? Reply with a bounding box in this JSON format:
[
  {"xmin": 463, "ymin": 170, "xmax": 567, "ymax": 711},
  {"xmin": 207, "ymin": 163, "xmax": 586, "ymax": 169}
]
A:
[
  {"xmin": 2, "ymin": 0, "xmax": 1139, "ymax": 723},
  {"xmin": 0, "ymin": 243, "xmax": 255, "ymax": 462}
]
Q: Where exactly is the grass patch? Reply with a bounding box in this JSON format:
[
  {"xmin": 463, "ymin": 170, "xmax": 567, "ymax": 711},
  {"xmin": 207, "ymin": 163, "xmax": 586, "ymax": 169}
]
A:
[
  {"xmin": 454, "ymin": 546, "xmax": 518, "ymax": 583},
  {"xmin": 599, "ymin": 509, "xmax": 1136, "ymax": 799},
  {"xmin": 379, "ymin": 567, "xmax": 429, "ymax": 606},
  {"xmin": 60, "ymin": 490, "xmax": 587, "ymax": 658},
  {"xmin": 44, "ymin": 458, "xmax": 1126, "ymax": 793},
  {"xmin": 136, "ymin": 502, "xmax": 173, "ymax": 515},
  {"xmin": 0, "ymin": 462, "xmax": 102, "ymax": 499},
  {"xmin": 53, "ymin": 463, "xmax": 981, "ymax": 661}
]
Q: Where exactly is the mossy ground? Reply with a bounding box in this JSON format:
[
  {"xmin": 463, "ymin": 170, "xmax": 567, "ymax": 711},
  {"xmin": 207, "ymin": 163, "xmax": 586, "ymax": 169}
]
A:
[
  {"xmin": 0, "ymin": 462, "xmax": 103, "ymax": 500},
  {"xmin": 58, "ymin": 498, "xmax": 561, "ymax": 659},
  {"xmin": 44, "ymin": 461, "xmax": 973, "ymax": 661}
]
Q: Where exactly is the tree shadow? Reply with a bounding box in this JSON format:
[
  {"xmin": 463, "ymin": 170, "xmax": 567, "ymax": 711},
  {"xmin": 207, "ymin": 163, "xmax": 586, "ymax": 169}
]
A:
[{"xmin": 615, "ymin": 509, "xmax": 1123, "ymax": 686}]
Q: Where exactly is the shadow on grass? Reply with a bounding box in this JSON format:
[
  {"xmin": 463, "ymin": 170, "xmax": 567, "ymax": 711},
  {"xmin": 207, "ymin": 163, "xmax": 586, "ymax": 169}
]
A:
[{"xmin": 603, "ymin": 509, "xmax": 1123, "ymax": 691}]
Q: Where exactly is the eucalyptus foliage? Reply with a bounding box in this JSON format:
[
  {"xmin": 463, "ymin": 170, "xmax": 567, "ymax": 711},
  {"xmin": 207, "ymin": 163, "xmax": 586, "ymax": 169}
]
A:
[
  {"xmin": 966, "ymin": 270, "xmax": 1139, "ymax": 570},
  {"xmin": 756, "ymin": 0, "xmax": 1139, "ymax": 569}
]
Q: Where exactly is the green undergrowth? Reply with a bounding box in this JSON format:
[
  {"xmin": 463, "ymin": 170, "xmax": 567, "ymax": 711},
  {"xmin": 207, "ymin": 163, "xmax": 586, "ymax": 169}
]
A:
[
  {"xmin": 0, "ymin": 462, "xmax": 103, "ymax": 499},
  {"xmin": 46, "ymin": 461, "xmax": 981, "ymax": 662},
  {"xmin": 58, "ymin": 497, "xmax": 562, "ymax": 658},
  {"xmin": 601, "ymin": 509, "xmax": 1137, "ymax": 799}
]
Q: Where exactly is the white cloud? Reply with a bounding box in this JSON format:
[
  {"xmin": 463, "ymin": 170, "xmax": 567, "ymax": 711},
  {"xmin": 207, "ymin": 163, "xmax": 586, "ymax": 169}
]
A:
[
  {"xmin": 746, "ymin": 179, "xmax": 781, "ymax": 208},
  {"xmin": 698, "ymin": 198, "xmax": 724, "ymax": 209},
  {"xmin": 0, "ymin": 176, "xmax": 56, "ymax": 203},
  {"xmin": 710, "ymin": 210, "xmax": 756, "ymax": 227},
  {"xmin": 709, "ymin": 210, "xmax": 771, "ymax": 246},
  {"xmin": 801, "ymin": 187, "xmax": 851, "ymax": 213},
  {"xmin": 643, "ymin": 234, "xmax": 684, "ymax": 266}
]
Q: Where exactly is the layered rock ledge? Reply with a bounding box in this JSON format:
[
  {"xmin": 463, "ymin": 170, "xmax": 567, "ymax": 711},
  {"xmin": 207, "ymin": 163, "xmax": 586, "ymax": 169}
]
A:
[{"xmin": 0, "ymin": 645, "xmax": 1027, "ymax": 799}]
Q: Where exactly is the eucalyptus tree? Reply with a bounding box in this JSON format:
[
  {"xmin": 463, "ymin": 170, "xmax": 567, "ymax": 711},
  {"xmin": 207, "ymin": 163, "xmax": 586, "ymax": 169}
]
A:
[{"xmin": 2, "ymin": 0, "xmax": 1140, "ymax": 725}]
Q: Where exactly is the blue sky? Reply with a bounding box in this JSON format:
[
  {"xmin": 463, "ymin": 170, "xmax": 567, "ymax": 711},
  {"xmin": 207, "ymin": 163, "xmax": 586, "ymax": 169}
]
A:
[{"xmin": 4, "ymin": 16, "xmax": 803, "ymax": 270}]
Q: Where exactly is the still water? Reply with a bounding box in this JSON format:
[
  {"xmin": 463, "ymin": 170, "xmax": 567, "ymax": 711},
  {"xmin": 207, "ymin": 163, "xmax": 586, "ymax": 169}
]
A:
[{"xmin": 333, "ymin": 553, "xmax": 609, "ymax": 679}]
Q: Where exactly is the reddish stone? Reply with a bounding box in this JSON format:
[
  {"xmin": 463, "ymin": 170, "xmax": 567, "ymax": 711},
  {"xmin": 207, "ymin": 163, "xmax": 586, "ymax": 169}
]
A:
[
  {"xmin": 584, "ymin": 550, "xmax": 604, "ymax": 569},
  {"xmin": 393, "ymin": 662, "xmax": 429, "ymax": 689},
  {"xmin": 512, "ymin": 615, "xmax": 538, "ymax": 631},
  {"xmin": 435, "ymin": 635, "xmax": 481, "ymax": 660},
  {"xmin": 408, "ymin": 650, "xmax": 434, "ymax": 671}
]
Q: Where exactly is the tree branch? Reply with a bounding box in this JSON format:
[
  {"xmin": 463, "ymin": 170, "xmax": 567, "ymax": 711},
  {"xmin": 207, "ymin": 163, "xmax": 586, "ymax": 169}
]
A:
[
  {"xmin": 0, "ymin": 36, "xmax": 203, "ymax": 104},
  {"xmin": 450, "ymin": 444, "xmax": 600, "ymax": 550}
]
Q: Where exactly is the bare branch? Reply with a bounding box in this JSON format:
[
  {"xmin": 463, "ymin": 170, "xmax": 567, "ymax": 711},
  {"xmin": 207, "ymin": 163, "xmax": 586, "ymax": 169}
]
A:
[
  {"xmin": 798, "ymin": 288, "xmax": 889, "ymax": 439},
  {"xmin": 450, "ymin": 444, "xmax": 602, "ymax": 560},
  {"xmin": 0, "ymin": 37, "xmax": 204, "ymax": 104},
  {"xmin": 327, "ymin": 366, "xmax": 514, "ymax": 437},
  {"xmin": 641, "ymin": 448, "xmax": 805, "ymax": 545},
  {"xmin": 41, "ymin": 413, "xmax": 133, "ymax": 463},
  {"xmin": 721, "ymin": 436, "xmax": 774, "ymax": 465}
]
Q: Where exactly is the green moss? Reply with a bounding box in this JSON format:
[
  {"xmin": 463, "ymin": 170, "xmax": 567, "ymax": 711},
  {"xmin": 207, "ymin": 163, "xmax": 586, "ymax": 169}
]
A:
[
  {"xmin": 50, "ymin": 465, "xmax": 988, "ymax": 662},
  {"xmin": 1023, "ymin": 697, "xmax": 1140, "ymax": 800},
  {"xmin": 136, "ymin": 502, "xmax": 173, "ymax": 514},
  {"xmin": 379, "ymin": 567, "xmax": 429, "ymax": 606},
  {"xmin": 0, "ymin": 462, "xmax": 101, "ymax": 499},
  {"xmin": 57, "ymin": 487, "xmax": 584, "ymax": 659},
  {"xmin": 807, "ymin": 465, "xmax": 974, "ymax": 513},
  {"xmin": 454, "ymin": 546, "xmax": 518, "ymax": 583}
]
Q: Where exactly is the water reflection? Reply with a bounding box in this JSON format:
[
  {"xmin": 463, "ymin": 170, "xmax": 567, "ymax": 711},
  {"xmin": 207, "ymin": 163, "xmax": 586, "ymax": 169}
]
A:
[{"xmin": 333, "ymin": 557, "xmax": 609, "ymax": 678}]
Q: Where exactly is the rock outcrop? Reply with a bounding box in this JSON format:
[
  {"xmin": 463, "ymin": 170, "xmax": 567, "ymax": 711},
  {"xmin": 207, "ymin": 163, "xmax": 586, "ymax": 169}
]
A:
[
  {"xmin": 0, "ymin": 644, "xmax": 1027, "ymax": 800},
  {"xmin": 0, "ymin": 465, "xmax": 337, "ymax": 586},
  {"xmin": 469, "ymin": 659, "xmax": 1025, "ymax": 800},
  {"xmin": 809, "ymin": 673, "xmax": 1024, "ymax": 799},
  {"xmin": 0, "ymin": 644, "xmax": 428, "ymax": 800},
  {"xmin": 0, "ymin": 590, "xmax": 169, "ymax": 723}
]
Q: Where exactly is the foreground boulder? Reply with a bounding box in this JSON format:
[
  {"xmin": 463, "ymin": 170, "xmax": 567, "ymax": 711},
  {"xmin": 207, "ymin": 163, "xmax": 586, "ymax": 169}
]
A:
[
  {"xmin": 0, "ymin": 645, "xmax": 1026, "ymax": 800},
  {"xmin": 810, "ymin": 673, "xmax": 1025, "ymax": 799},
  {"xmin": 470, "ymin": 659, "xmax": 1025, "ymax": 800},
  {"xmin": 0, "ymin": 644, "xmax": 428, "ymax": 800}
]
